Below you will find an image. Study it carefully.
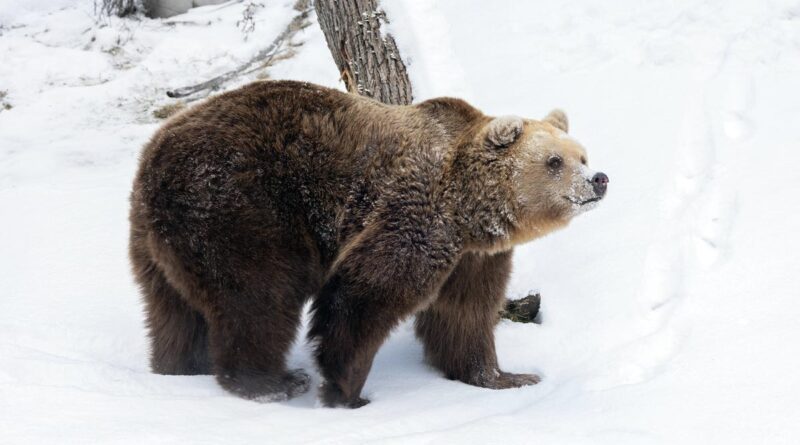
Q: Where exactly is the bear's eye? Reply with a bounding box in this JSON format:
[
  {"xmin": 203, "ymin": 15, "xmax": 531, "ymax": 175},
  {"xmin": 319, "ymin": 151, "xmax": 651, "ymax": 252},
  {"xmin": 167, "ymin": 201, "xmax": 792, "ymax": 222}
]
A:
[
  {"xmin": 580, "ymin": 157, "xmax": 587, "ymax": 165},
  {"xmin": 547, "ymin": 156, "xmax": 563, "ymax": 169}
]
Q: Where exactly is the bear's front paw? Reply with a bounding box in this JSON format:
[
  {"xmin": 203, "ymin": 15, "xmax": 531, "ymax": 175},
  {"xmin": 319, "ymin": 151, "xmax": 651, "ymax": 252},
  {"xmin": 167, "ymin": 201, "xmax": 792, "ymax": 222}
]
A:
[{"xmin": 319, "ymin": 381, "xmax": 371, "ymax": 408}]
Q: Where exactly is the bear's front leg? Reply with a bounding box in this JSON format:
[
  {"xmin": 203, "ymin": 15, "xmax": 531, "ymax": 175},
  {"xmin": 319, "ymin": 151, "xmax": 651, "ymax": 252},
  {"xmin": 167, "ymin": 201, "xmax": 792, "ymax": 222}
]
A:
[
  {"xmin": 415, "ymin": 251, "xmax": 541, "ymax": 389},
  {"xmin": 308, "ymin": 222, "xmax": 458, "ymax": 408}
]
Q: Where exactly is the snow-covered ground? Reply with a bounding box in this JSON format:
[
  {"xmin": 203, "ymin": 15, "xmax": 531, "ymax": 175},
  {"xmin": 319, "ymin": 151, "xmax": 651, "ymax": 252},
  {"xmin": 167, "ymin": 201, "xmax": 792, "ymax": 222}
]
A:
[{"xmin": 1, "ymin": 0, "xmax": 799, "ymax": 443}]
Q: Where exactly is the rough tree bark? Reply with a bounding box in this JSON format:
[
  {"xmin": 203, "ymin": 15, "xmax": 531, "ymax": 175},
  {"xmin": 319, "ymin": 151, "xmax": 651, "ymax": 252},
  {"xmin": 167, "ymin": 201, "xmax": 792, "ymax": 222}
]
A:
[{"xmin": 315, "ymin": 0, "xmax": 413, "ymax": 105}]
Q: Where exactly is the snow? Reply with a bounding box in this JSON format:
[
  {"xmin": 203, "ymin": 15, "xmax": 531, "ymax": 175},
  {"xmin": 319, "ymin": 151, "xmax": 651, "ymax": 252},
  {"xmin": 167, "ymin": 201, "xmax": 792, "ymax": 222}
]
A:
[{"xmin": 2, "ymin": 0, "xmax": 800, "ymax": 443}]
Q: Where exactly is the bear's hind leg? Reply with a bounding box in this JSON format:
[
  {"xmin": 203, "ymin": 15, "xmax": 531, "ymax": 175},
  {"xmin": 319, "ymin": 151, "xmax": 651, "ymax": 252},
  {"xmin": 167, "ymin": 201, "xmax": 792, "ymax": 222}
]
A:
[
  {"xmin": 131, "ymin": 240, "xmax": 211, "ymax": 375},
  {"xmin": 415, "ymin": 251, "xmax": 540, "ymax": 388},
  {"xmin": 207, "ymin": 284, "xmax": 311, "ymax": 402}
]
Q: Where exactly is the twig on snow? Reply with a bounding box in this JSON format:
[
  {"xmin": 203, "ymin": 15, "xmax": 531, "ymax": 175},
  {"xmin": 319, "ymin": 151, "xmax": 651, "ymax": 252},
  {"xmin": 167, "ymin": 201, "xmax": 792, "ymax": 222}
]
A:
[{"xmin": 165, "ymin": 6, "xmax": 312, "ymax": 98}]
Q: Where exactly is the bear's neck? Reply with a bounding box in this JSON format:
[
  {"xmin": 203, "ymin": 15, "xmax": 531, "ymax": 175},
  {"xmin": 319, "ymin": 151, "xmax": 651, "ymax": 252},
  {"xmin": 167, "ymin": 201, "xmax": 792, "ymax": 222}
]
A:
[{"xmin": 441, "ymin": 163, "xmax": 519, "ymax": 254}]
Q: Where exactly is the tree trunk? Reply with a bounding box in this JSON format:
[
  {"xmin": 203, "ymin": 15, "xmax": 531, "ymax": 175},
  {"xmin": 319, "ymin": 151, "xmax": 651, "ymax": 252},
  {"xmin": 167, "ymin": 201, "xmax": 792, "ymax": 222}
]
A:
[{"xmin": 314, "ymin": 0, "xmax": 413, "ymax": 105}]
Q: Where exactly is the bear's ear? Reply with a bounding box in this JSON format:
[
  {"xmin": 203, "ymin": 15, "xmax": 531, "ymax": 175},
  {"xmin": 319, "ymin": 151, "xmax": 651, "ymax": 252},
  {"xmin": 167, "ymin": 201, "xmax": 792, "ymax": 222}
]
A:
[
  {"xmin": 486, "ymin": 116, "xmax": 524, "ymax": 148},
  {"xmin": 543, "ymin": 109, "xmax": 569, "ymax": 133}
]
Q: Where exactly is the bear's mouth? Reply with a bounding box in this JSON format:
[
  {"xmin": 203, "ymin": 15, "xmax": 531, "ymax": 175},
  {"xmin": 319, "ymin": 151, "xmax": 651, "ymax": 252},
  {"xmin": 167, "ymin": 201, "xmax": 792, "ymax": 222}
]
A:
[{"xmin": 564, "ymin": 196, "xmax": 602, "ymax": 206}]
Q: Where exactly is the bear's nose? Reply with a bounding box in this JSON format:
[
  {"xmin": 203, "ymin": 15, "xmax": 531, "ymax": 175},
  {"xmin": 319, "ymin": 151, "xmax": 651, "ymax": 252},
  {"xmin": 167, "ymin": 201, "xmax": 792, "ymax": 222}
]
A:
[{"xmin": 591, "ymin": 172, "xmax": 609, "ymax": 196}]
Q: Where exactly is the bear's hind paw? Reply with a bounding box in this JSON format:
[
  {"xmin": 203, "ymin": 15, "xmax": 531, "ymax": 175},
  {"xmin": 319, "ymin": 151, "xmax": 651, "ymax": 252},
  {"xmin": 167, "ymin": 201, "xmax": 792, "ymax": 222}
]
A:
[
  {"xmin": 491, "ymin": 371, "xmax": 541, "ymax": 389},
  {"xmin": 283, "ymin": 368, "xmax": 312, "ymax": 397},
  {"xmin": 464, "ymin": 368, "xmax": 541, "ymax": 390},
  {"xmin": 220, "ymin": 368, "xmax": 311, "ymax": 403},
  {"xmin": 319, "ymin": 381, "xmax": 371, "ymax": 408}
]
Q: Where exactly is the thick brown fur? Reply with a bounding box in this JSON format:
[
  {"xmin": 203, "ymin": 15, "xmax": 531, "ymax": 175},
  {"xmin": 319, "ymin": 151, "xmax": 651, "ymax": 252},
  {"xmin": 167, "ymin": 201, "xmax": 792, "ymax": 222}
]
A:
[{"xmin": 129, "ymin": 80, "xmax": 603, "ymax": 407}]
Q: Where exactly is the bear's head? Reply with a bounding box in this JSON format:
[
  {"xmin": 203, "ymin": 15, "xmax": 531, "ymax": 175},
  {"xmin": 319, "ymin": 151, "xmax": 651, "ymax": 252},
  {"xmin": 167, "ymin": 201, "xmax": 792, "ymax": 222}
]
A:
[{"xmin": 466, "ymin": 109, "xmax": 608, "ymax": 249}]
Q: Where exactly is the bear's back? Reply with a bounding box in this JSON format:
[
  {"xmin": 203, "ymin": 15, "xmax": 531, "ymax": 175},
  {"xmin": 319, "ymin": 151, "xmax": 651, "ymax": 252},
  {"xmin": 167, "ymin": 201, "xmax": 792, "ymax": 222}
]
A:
[{"xmin": 130, "ymin": 81, "xmax": 446, "ymax": 265}]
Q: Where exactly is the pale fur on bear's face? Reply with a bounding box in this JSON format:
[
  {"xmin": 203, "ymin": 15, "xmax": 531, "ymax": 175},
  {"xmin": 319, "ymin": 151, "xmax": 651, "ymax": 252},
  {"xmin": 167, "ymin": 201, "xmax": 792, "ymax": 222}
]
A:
[{"xmin": 485, "ymin": 110, "xmax": 605, "ymax": 247}]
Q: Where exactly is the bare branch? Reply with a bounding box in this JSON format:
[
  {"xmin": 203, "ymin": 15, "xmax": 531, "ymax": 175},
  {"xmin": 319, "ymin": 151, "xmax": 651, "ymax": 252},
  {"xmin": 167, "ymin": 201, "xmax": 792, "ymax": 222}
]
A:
[{"xmin": 166, "ymin": 6, "xmax": 312, "ymax": 99}]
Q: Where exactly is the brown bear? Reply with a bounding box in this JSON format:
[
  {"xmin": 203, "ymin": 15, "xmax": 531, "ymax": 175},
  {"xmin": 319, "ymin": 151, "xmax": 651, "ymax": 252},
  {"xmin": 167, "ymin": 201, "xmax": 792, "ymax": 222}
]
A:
[{"xmin": 129, "ymin": 80, "xmax": 608, "ymax": 408}]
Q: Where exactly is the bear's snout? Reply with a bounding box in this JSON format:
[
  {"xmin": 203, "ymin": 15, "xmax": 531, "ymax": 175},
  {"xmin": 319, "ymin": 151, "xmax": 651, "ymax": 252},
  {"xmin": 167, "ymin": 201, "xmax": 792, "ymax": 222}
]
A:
[{"xmin": 591, "ymin": 172, "xmax": 609, "ymax": 197}]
